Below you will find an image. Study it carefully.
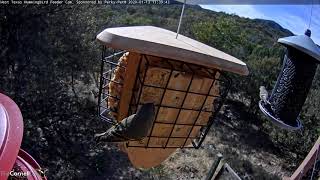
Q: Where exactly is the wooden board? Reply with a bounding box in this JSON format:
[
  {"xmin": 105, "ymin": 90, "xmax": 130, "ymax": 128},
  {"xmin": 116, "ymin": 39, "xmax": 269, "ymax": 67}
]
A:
[
  {"xmin": 114, "ymin": 54, "xmax": 220, "ymax": 168},
  {"xmin": 213, "ymin": 163, "xmax": 242, "ymax": 180},
  {"xmin": 97, "ymin": 26, "xmax": 249, "ymax": 76},
  {"xmin": 283, "ymin": 136, "xmax": 320, "ymax": 180},
  {"xmin": 117, "ymin": 52, "xmax": 141, "ymax": 121},
  {"xmin": 115, "ymin": 52, "xmax": 140, "ymax": 153}
]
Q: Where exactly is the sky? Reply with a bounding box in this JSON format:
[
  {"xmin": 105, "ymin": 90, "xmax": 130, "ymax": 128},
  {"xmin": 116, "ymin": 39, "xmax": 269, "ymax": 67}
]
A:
[{"xmin": 200, "ymin": 5, "xmax": 320, "ymax": 45}]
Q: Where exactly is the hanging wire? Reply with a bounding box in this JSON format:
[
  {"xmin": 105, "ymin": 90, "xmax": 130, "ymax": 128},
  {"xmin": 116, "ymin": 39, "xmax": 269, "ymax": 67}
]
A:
[
  {"xmin": 306, "ymin": 1, "xmax": 319, "ymax": 178},
  {"xmin": 176, "ymin": 0, "xmax": 186, "ymax": 39},
  {"xmin": 308, "ymin": 0, "xmax": 314, "ymax": 29}
]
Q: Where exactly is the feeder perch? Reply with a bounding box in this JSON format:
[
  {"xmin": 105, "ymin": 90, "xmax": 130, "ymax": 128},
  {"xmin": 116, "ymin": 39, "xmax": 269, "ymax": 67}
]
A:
[
  {"xmin": 96, "ymin": 26, "xmax": 248, "ymax": 168},
  {"xmin": 0, "ymin": 93, "xmax": 46, "ymax": 180},
  {"xmin": 259, "ymin": 30, "xmax": 320, "ymax": 130}
]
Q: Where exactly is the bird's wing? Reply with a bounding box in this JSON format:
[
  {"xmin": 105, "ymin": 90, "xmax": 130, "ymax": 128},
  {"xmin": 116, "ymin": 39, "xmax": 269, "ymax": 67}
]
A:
[
  {"xmin": 95, "ymin": 103, "xmax": 155, "ymax": 143},
  {"xmin": 95, "ymin": 114, "xmax": 138, "ymax": 142},
  {"xmin": 105, "ymin": 123, "xmax": 133, "ymax": 142}
]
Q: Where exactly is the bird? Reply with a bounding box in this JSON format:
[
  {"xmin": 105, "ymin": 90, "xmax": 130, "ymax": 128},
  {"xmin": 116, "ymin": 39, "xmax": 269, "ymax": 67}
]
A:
[
  {"xmin": 259, "ymin": 86, "xmax": 269, "ymax": 103},
  {"xmin": 95, "ymin": 103, "xmax": 155, "ymax": 142}
]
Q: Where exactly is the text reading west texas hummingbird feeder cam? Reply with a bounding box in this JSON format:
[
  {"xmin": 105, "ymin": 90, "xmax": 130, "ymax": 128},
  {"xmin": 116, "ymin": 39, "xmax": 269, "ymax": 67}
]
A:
[{"xmin": 96, "ymin": 26, "xmax": 249, "ymax": 168}]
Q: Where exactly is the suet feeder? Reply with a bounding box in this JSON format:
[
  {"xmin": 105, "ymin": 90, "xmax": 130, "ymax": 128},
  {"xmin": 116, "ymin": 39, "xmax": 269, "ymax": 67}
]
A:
[
  {"xmin": 259, "ymin": 30, "xmax": 320, "ymax": 130},
  {"xmin": 96, "ymin": 26, "xmax": 248, "ymax": 168},
  {"xmin": 0, "ymin": 93, "xmax": 46, "ymax": 180}
]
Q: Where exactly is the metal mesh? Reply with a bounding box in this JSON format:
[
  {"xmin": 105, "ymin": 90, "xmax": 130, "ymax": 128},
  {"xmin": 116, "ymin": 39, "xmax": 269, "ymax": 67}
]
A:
[{"xmin": 98, "ymin": 47, "xmax": 231, "ymax": 149}]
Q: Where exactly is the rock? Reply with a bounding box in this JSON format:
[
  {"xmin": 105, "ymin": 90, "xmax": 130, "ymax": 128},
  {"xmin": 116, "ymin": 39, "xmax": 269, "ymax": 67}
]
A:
[
  {"xmin": 269, "ymin": 161, "xmax": 276, "ymax": 165},
  {"xmin": 209, "ymin": 144, "xmax": 215, "ymax": 149},
  {"xmin": 89, "ymin": 152, "xmax": 97, "ymax": 157},
  {"xmin": 37, "ymin": 127, "xmax": 44, "ymax": 137},
  {"xmin": 252, "ymin": 125, "xmax": 259, "ymax": 131}
]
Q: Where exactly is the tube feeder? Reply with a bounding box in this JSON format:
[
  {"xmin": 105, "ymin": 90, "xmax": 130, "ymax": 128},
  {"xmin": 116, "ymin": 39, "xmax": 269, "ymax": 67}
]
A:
[
  {"xmin": 96, "ymin": 26, "xmax": 248, "ymax": 168},
  {"xmin": 259, "ymin": 30, "xmax": 320, "ymax": 130}
]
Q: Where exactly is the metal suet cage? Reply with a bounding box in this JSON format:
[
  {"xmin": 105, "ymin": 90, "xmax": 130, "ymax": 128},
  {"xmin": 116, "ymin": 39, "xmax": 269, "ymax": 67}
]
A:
[
  {"xmin": 98, "ymin": 48, "xmax": 232, "ymax": 149},
  {"xmin": 95, "ymin": 26, "xmax": 248, "ymax": 168}
]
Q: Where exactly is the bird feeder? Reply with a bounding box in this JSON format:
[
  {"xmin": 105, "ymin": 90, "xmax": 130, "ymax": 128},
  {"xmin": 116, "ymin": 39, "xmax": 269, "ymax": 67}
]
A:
[
  {"xmin": 96, "ymin": 26, "xmax": 248, "ymax": 168},
  {"xmin": 259, "ymin": 30, "xmax": 320, "ymax": 130},
  {"xmin": 0, "ymin": 93, "xmax": 46, "ymax": 180}
]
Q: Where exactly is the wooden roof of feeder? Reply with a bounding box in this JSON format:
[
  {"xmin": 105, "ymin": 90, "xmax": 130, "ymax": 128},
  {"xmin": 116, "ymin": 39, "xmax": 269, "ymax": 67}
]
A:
[{"xmin": 97, "ymin": 26, "xmax": 249, "ymax": 76}]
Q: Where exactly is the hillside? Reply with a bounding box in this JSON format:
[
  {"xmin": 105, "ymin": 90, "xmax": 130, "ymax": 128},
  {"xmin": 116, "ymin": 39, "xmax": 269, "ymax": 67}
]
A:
[{"xmin": 0, "ymin": 5, "xmax": 319, "ymax": 179}]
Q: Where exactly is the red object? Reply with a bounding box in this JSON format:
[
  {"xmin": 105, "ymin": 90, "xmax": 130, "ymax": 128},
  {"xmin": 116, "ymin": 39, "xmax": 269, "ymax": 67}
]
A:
[
  {"xmin": 0, "ymin": 93, "xmax": 46, "ymax": 180},
  {"xmin": 0, "ymin": 93, "xmax": 24, "ymax": 179},
  {"xmin": 15, "ymin": 149, "xmax": 45, "ymax": 180}
]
